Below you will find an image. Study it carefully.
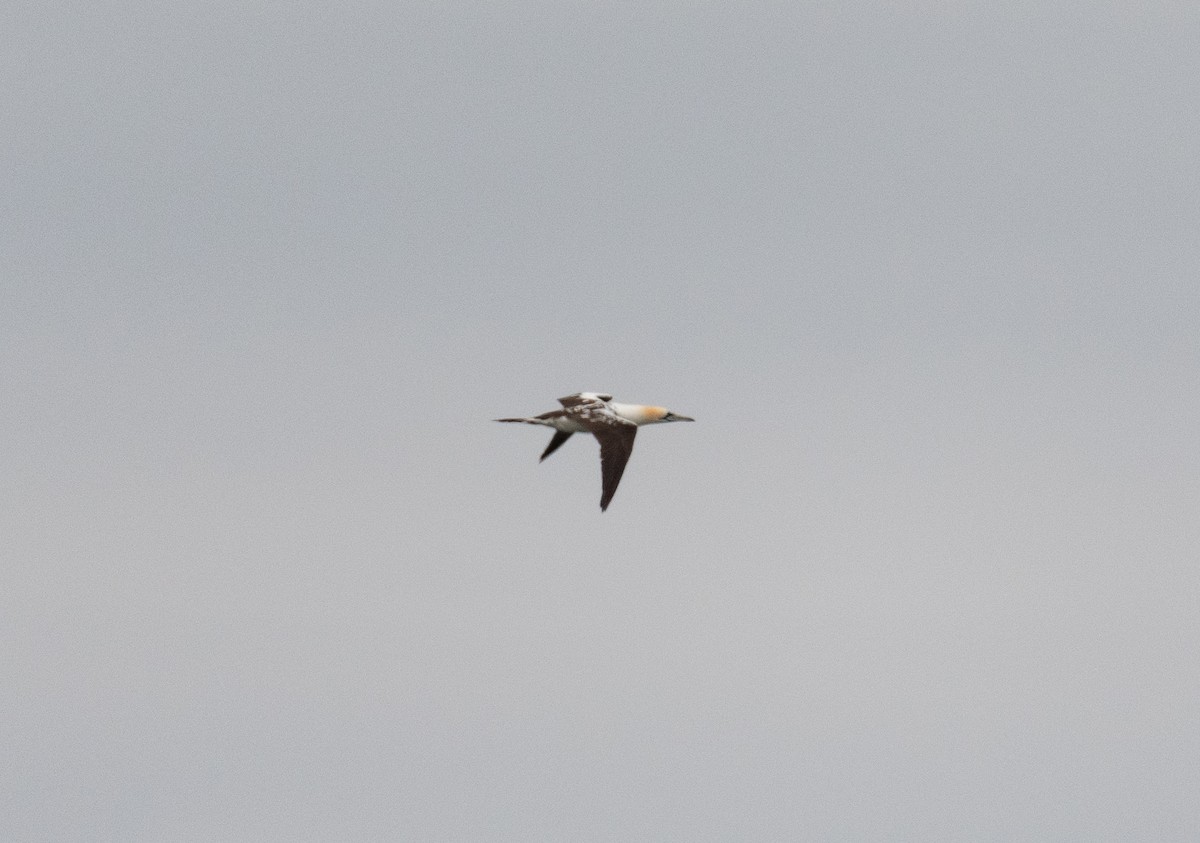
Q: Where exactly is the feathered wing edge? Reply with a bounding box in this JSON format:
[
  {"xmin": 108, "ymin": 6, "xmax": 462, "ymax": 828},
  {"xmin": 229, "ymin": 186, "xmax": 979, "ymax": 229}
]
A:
[
  {"xmin": 539, "ymin": 431, "xmax": 573, "ymax": 461},
  {"xmin": 494, "ymin": 417, "xmax": 574, "ymax": 462},
  {"xmin": 594, "ymin": 427, "xmax": 636, "ymax": 511}
]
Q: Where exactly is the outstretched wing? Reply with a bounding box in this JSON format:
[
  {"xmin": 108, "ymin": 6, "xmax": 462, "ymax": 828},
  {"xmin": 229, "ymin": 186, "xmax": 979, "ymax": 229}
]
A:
[
  {"xmin": 594, "ymin": 426, "xmax": 637, "ymax": 511},
  {"xmin": 555, "ymin": 393, "xmax": 635, "ymax": 510},
  {"xmin": 539, "ymin": 430, "xmax": 573, "ymax": 462},
  {"xmin": 558, "ymin": 392, "xmax": 613, "ymax": 408}
]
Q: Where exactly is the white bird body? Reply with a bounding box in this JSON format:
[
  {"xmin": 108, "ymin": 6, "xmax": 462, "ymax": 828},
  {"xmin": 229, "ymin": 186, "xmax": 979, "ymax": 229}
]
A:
[
  {"xmin": 495, "ymin": 392, "xmax": 694, "ymax": 511},
  {"xmin": 536, "ymin": 401, "xmax": 670, "ymax": 432}
]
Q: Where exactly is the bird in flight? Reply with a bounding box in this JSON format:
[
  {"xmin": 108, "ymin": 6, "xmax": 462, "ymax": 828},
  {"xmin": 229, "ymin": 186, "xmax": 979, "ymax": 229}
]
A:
[{"xmin": 496, "ymin": 392, "xmax": 694, "ymax": 511}]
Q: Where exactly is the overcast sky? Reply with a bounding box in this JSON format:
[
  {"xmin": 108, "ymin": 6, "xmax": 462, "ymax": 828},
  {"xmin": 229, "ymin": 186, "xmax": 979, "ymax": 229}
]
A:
[{"xmin": 4, "ymin": 3, "xmax": 1200, "ymax": 840}]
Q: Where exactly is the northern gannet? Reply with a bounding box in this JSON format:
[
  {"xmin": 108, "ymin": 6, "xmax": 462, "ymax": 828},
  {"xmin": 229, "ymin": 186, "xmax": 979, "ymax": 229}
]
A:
[{"xmin": 496, "ymin": 392, "xmax": 694, "ymax": 511}]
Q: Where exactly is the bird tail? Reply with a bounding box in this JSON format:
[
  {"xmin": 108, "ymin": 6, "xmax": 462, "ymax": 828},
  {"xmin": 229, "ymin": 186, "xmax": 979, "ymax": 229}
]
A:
[{"xmin": 494, "ymin": 417, "xmax": 541, "ymax": 424}]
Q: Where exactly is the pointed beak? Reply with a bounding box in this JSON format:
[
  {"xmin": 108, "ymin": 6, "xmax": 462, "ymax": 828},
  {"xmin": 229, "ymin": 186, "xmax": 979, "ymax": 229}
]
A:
[{"xmin": 670, "ymin": 413, "xmax": 694, "ymax": 422}]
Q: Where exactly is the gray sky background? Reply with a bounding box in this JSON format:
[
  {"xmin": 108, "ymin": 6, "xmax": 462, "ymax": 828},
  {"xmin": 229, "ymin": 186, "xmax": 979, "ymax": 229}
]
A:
[{"xmin": 4, "ymin": 3, "xmax": 1199, "ymax": 840}]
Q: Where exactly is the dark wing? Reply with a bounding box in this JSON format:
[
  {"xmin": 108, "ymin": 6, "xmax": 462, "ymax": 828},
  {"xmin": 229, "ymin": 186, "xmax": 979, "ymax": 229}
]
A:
[
  {"xmin": 539, "ymin": 431, "xmax": 573, "ymax": 462},
  {"xmin": 558, "ymin": 392, "xmax": 612, "ymax": 408},
  {"xmin": 593, "ymin": 425, "xmax": 637, "ymax": 512},
  {"xmin": 556, "ymin": 395, "xmax": 634, "ymax": 510}
]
